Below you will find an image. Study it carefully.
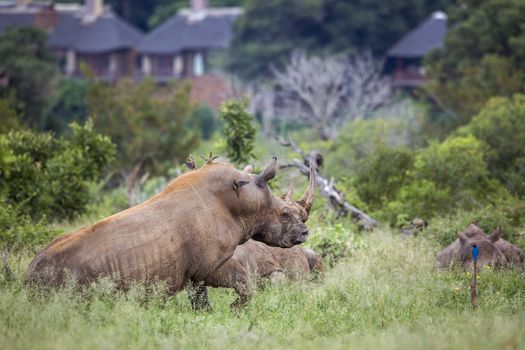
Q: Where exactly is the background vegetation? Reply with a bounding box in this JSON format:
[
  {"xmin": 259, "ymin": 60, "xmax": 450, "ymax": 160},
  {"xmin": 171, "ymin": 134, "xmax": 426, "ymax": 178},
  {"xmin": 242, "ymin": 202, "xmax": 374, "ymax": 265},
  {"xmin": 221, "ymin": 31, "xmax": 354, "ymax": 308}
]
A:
[{"xmin": 1, "ymin": 0, "xmax": 525, "ymax": 348}]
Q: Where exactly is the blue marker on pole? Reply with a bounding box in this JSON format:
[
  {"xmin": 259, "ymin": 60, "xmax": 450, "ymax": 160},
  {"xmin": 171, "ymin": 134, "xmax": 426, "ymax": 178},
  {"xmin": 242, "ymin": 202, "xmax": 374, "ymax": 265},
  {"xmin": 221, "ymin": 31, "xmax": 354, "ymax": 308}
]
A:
[{"xmin": 472, "ymin": 244, "xmax": 479, "ymax": 262}]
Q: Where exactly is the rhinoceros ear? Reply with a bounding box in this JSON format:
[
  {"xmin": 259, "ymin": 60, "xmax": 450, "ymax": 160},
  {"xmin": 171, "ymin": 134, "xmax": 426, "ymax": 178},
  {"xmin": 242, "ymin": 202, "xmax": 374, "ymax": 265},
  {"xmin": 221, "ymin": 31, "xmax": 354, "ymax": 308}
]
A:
[
  {"xmin": 255, "ymin": 157, "xmax": 277, "ymax": 187},
  {"xmin": 281, "ymin": 184, "xmax": 294, "ymax": 202},
  {"xmin": 489, "ymin": 226, "xmax": 502, "ymax": 243},
  {"xmin": 233, "ymin": 179, "xmax": 250, "ymax": 197},
  {"xmin": 458, "ymin": 232, "xmax": 468, "ymax": 245}
]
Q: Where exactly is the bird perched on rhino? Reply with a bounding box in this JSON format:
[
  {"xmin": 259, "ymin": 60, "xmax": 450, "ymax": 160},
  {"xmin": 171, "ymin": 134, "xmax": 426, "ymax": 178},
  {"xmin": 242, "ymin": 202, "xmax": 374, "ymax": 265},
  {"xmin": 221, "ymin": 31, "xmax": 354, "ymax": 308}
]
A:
[{"xmin": 27, "ymin": 157, "xmax": 316, "ymax": 309}]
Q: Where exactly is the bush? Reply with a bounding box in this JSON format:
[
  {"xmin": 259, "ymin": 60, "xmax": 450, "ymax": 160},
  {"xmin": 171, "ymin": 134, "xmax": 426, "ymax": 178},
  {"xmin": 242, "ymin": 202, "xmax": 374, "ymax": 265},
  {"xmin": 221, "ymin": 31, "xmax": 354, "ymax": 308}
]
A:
[
  {"xmin": 87, "ymin": 79, "xmax": 199, "ymax": 176},
  {"xmin": 45, "ymin": 78, "xmax": 89, "ymax": 133},
  {"xmin": 462, "ymin": 94, "xmax": 525, "ymax": 196},
  {"xmin": 354, "ymin": 142, "xmax": 414, "ymax": 210},
  {"xmin": 219, "ymin": 98, "xmax": 257, "ymax": 166},
  {"xmin": 0, "ymin": 120, "xmax": 115, "ymax": 221},
  {"xmin": 0, "ymin": 204, "xmax": 57, "ymax": 251},
  {"xmin": 326, "ymin": 115, "xmax": 420, "ymax": 178},
  {"xmin": 306, "ymin": 223, "xmax": 366, "ymax": 267},
  {"xmin": 188, "ymin": 104, "xmax": 217, "ymax": 140},
  {"xmin": 381, "ymin": 135, "xmax": 508, "ymax": 226}
]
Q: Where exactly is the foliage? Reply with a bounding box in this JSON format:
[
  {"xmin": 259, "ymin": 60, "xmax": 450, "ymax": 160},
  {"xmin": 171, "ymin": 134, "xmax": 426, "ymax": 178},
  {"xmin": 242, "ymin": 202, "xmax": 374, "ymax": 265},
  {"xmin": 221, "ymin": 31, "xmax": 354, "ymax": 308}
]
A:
[
  {"xmin": 188, "ymin": 104, "xmax": 218, "ymax": 140},
  {"xmin": 0, "ymin": 121, "xmax": 115, "ymax": 221},
  {"xmin": 0, "ymin": 27, "xmax": 58, "ymax": 129},
  {"xmin": 0, "ymin": 204, "xmax": 57, "ymax": 251},
  {"xmin": 86, "ymin": 78, "xmax": 199, "ymax": 175},
  {"xmin": 228, "ymin": 0, "xmax": 452, "ymax": 80},
  {"xmin": 382, "ymin": 136, "xmax": 507, "ymax": 226},
  {"xmin": 44, "ymin": 79, "xmax": 89, "ymax": 134},
  {"xmin": 219, "ymin": 98, "xmax": 257, "ymax": 166},
  {"xmin": 305, "ymin": 223, "xmax": 366, "ymax": 268},
  {"xmin": 324, "ymin": 110, "xmax": 423, "ymax": 178},
  {"xmin": 0, "ymin": 93, "xmax": 22, "ymax": 134},
  {"xmin": 425, "ymin": 0, "xmax": 525, "ymax": 125},
  {"xmin": 461, "ymin": 94, "xmax": 525, "ymax": 197},
  {"xmin": 354, "ymin": 143, "xmax": 414, "ymax": 211}
]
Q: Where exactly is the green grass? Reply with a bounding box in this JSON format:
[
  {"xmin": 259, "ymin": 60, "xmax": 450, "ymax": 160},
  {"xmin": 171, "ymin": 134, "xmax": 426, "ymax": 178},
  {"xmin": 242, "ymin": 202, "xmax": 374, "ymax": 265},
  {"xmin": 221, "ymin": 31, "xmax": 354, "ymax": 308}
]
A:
[{"xmin": 1, "ymin": 231, "xmax": 524, "ymax": 350}]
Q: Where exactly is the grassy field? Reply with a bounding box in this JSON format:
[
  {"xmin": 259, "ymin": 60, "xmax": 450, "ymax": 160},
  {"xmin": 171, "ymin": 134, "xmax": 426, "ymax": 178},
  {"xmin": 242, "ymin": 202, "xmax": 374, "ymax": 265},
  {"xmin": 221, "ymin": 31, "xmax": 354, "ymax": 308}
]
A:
[{"xmin": 1, "ymin": 230, "xmax": 524, "ymax": 350}]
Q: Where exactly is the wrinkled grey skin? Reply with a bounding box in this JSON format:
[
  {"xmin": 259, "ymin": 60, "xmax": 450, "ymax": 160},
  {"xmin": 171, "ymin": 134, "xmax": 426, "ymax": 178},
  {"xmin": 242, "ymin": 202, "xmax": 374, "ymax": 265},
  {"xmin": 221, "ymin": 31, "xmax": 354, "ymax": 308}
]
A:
[{"xmin": 436, "ymin": 224, "xmax": 524, "ymax": 269}]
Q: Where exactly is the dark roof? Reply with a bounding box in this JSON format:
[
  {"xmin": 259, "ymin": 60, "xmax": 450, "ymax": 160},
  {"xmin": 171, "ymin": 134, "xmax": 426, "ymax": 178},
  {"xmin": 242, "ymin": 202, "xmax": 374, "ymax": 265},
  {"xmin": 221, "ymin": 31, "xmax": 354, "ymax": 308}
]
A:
[
  {"xmin": 0, "ymin": 6, "xmax": 143, "ymax": 54},
  {"xmin": 387, "ymin": 11, "xmax": 447, "ymax": 58},
  {"xmin": 49, "ymin": 12, "xmax": 143, "ymax": 53},
  {"xmin": 0, "ymin": 13, "xmax": 34, "ymax": 32},
  {"xmin": 139, "ymin": 9, "xmax": 240, "ymax": 54}
]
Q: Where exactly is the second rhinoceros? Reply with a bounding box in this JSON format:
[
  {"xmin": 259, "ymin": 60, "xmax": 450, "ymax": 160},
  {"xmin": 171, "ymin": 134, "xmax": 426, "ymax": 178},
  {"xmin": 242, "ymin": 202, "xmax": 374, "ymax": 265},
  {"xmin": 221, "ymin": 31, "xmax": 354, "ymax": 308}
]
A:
[{"xmin": 436, "ymin": 224, "xmax": 524, "ymax": 268}]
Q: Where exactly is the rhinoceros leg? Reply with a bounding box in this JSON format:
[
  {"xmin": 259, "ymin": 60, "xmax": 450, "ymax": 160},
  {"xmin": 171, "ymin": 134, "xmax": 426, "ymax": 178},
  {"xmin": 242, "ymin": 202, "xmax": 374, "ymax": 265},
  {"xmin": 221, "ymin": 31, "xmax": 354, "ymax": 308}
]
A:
[
  {"xmin": 203, "ymin": 257, "xmax": 252, "ymax": 308},
  {"xmin": 185, "ymin": 280, "xmax": 212, "ymax": 311}
]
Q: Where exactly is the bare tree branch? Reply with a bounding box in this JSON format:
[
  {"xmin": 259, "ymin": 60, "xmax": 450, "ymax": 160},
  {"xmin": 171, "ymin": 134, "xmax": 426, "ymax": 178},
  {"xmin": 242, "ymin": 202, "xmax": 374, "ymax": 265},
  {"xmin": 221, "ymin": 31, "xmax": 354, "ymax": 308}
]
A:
[
  {"xmin": 275, "ymin": 135, "xmax": 378, "ymax": 228},
  {"xmin": 273, "ymin": 51, "xmax": 392, "ymax": 140}
]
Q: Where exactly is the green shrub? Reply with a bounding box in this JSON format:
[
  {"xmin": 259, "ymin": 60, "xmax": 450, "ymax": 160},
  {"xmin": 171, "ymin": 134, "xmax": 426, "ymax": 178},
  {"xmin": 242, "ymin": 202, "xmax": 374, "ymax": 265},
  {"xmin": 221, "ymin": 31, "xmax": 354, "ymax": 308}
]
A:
[
  {"xmin": 380, "ymin": 135, "xmax": 508, "ymax": 226},
  {"xmin": 0, "ymin": 120, "xmax": 115, "ymax": 221},
  {"xmin": 306, "ymin": 223, "xmax": 366, "ymax": 267},
  {"xmin": 0, "ymin": 204, "xmax": 57, "ymax": 251},
  {"xmin": 219, "ymin": 98, "xmax": 257, "ymax": 166},
  {"xmin": 188, "ymin": 104, "xmax": 218, "ymax": 140},
  {"xmin": 354, "ymin": 142, "xmax": 414, "ymax": 210},
  {"xmin": 384, "ymin": 180, "xmax": 450, "ymax": 226},
  {"xmin": 87, "ymin": 79, "xmax": 199, "ymax": 175},
  {"xmin": 461, "ymin": 94, "xmax": 525, "ymax": 196}
]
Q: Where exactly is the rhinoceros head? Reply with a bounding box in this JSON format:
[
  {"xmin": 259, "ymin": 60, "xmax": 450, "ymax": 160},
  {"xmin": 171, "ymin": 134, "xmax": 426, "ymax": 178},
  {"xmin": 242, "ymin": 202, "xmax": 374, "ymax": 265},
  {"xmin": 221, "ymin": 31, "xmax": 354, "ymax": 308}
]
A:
[
  {"xmin": 457, "ymin": 226, "xmax": 504, "ymax": 268},
  {"xmin": 242, "ymin": 158, "xmax": 315, "ymax": 248}
]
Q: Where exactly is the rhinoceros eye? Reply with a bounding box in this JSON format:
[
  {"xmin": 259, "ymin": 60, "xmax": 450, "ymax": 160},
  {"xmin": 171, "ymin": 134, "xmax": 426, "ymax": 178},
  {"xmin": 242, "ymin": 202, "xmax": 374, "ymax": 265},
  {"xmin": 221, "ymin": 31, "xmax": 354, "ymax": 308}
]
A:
[{"xmin": 281, "ymin": 208, "xmax": 290, "ymax": 217}]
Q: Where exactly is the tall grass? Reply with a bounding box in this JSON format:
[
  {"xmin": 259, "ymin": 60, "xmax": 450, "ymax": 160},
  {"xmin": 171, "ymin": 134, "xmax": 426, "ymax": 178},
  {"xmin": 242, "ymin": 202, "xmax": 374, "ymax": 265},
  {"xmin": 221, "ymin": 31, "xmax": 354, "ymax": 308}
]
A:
[{"xmin": 1, "ymin": 231, "xmax": 524, "ymax": 349}]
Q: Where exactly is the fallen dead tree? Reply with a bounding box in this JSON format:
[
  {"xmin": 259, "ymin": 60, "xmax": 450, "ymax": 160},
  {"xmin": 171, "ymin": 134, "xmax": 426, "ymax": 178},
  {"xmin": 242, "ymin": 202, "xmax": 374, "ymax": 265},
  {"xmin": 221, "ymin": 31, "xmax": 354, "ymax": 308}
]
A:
[{"xmin": 275, "ymin": 135, "xmax": 378, "ymax": 229}]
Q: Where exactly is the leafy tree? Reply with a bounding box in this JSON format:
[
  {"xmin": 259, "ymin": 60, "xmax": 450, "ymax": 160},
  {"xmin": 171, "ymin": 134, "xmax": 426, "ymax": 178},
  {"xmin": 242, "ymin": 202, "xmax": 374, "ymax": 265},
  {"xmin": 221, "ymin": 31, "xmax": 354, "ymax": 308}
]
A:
[
  {"xmin": 0, "ymin": 27, "xmax": 58, "ymax": 129},
  {"xmin": 0, "ymin": 120, "xmax": 115, "ymax": 221},
  {"xmin": 188, "ymin": 104, "xmax": 217, "ymax": 140},
  {"xmin": 354, "ymin": 143, "xmax": 414, "ymax": 211},
  {"xmin": 44, "ymin": 79, "xmax": 89, "ymax": 134},
  {"xmin": 0, "ymin": 93, "xmax": 21, "ymax": 134},
  {"xmin": 322, "ymin": 0, "xmax": 452, "ymax": 55},
  {"xmin": 461, "ymin": 94, "xmax": 525, "ymax": 196},
  {"xmin": 219, "ymin": 98, "xmax": 256, "ymax": 166},
  {"xmin": 228, "ymin": 0, "xmax": 452, "ymax": 80},
  {"xmin": 86, "ymin": 78, "xmax": 199, "ymax": 176},
  {"xmin": 227, "ymin": 0, "xmax": 324, "ymax": 80},
  {"xmin": 425, "ymin": 0, "xmax": 525, "ymax": 125},
  {"xmin": 383, "ymin": 135, "xmax": 506, "ymax": 225}
]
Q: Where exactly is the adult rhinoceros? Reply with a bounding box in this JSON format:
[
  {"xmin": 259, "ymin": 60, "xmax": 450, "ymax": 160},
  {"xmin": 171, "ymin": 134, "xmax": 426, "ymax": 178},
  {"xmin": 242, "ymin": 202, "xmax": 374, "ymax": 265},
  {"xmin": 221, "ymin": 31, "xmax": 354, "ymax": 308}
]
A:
[{"xmin": 27, "ymin": 158, "xmax": 315, "ymax": 307}]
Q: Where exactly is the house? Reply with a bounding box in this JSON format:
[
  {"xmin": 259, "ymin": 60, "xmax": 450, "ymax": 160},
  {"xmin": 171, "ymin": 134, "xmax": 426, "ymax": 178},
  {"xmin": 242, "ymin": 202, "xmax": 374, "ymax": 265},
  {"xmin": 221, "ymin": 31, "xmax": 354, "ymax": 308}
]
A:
[
  {"xmin": 0, "ymin": 0, "xmax": 143, "ymax": 81},
  {"xmin": 138, "ymin": 0, "xmax": 242, "ymax": 81},
  {"xmin": 386, "ymin": 11, "xmax": 447, "ymax": 88}
]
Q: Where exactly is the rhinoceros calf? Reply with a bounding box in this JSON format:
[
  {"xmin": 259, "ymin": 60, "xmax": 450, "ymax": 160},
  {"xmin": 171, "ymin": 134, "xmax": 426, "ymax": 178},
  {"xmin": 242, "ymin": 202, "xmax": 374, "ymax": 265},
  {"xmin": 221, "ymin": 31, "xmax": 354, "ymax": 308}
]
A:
[
  {"xmin": 187, "ymin": 239, "xmax": 323, "ymax": 310},
  {"xmin": 232, "ymin": 239, "xmax": 323, "ymax": 281},
  {"xmin": 436, "ymin": 224, "xmax": 524, "ymax": 268},
  {"xmin": 27, "ymin": 158, "xmax": 315, "ymax": 307}
]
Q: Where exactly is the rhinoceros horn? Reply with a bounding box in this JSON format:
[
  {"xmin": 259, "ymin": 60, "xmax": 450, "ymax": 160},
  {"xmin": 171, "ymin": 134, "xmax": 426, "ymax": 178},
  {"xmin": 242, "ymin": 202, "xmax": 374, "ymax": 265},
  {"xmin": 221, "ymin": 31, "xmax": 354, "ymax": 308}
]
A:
[
  {"xmin": 255, "ymin": 157, "xmax": 277, "ymax": 187},
  {"xmin": 297, "ymin": 163, "xmax": 315, "ymax": 215},
  {"xmin": 281, "ymin": 184, "xmax": 294, "ymax": 202}
]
